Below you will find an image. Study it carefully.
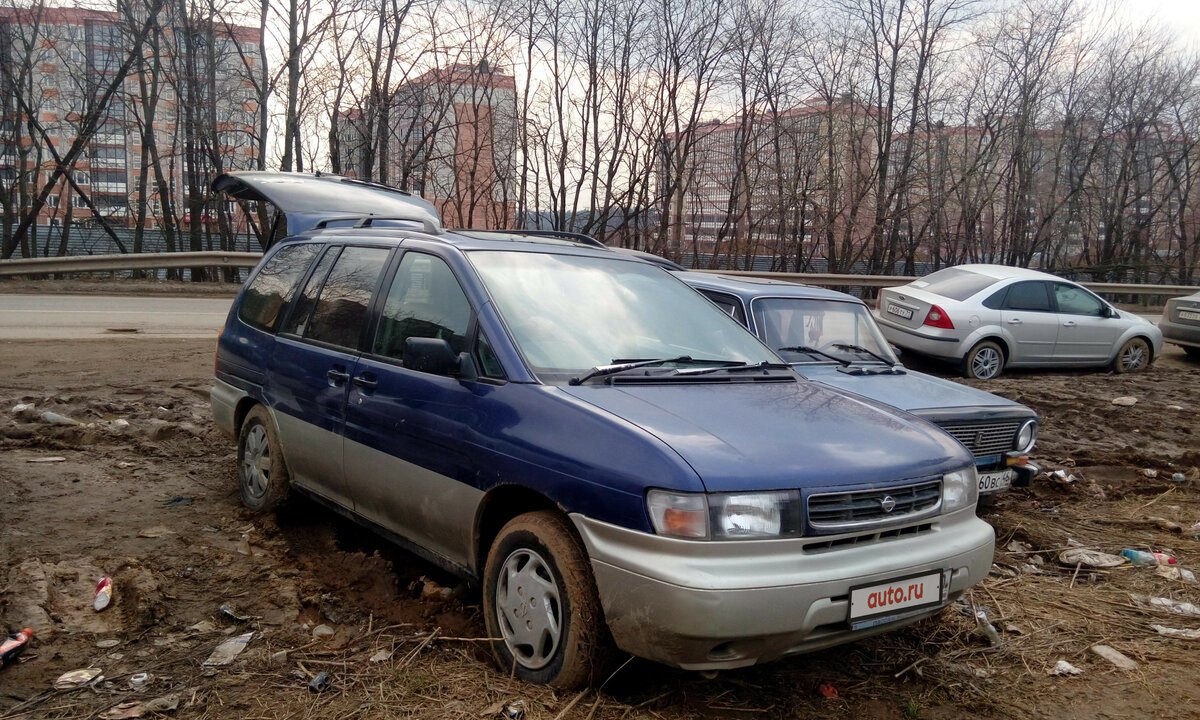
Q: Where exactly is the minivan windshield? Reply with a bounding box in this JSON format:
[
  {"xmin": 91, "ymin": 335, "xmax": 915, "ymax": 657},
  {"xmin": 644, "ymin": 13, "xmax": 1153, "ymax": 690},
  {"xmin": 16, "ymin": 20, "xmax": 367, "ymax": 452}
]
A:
[
  {"xmin": 753, "ymin": 297, "xmax": 896, "ymax": 365},
  {"xmin": 470, "ymin": 251, "xmax": 779, "ymax": 381}
]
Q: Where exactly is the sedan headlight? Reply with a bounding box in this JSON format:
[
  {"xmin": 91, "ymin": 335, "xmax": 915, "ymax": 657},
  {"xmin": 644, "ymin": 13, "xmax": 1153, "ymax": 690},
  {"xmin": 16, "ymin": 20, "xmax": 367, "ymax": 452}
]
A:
[
  {"xmin": 942, "ymin": 466, "xmax": 978, "ymax": 513},
  {"xmin": 1014, "ymin": 419, "xmax": 1037, "ymax": 454},
  {"xmin": 647, "ymin": 489, "xmax": 802, "ymax": 540}
]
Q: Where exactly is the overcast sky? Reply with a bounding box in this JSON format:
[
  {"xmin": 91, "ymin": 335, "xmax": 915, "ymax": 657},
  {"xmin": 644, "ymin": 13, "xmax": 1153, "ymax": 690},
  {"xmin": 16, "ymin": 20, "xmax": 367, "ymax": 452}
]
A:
[{"xmin": 1118, "ymin": 0, "xmax": 1200, "ymax": 50}]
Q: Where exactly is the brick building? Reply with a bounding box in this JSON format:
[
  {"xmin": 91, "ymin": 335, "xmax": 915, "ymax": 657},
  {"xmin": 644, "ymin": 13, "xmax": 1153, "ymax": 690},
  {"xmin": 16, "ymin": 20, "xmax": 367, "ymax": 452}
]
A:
[
  {"xmin": 0, "ymin": 5, "xmax": 261, "ymax": 249},
  {"xmin": 337, "ymin": 61, "xmax": 518, "ymax": 229}
]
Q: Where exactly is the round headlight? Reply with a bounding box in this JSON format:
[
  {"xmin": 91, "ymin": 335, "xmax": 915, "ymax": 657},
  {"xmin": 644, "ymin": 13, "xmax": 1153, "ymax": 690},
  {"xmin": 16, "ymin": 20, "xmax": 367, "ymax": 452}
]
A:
[{"xmin": 1015, "ymin": 420, "xmax": 1037, "ymax": 453}]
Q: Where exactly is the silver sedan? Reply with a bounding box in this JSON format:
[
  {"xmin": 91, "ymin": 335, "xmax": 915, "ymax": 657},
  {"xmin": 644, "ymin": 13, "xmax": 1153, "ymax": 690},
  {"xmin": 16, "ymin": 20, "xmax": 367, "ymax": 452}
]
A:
[
  {"xmin": 1160, "ymin": 290, "xmax": 1200, "ymax": 359},
  {"xmin": 876, "ymin": 265, "xmax": 1163, "ymax": 379}
]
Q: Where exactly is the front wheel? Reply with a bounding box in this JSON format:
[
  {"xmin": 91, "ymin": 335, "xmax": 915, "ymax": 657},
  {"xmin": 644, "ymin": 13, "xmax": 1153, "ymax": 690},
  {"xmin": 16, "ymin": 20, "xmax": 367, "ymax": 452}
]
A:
[
  {"xmin": 1111, "ymin": 337, "xmax": 1151, "ymax": 373},
  {"xmin": 482, "ymin": 511, "xmax": 612, "ymax": 688},
  {"xmin": 962, "ymin": 340, "xmax": 1005, "ymax": 380},
  {"xmin": 237, "ymin": 405, "xmax": 291, "ymax": 512}
]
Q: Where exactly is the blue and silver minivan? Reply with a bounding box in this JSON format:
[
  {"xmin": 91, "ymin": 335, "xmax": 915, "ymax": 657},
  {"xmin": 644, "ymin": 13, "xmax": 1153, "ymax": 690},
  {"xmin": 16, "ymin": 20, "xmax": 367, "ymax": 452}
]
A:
[{"xmin": 211, "ymin": 172, "xmax": 994, "ymax": 688}]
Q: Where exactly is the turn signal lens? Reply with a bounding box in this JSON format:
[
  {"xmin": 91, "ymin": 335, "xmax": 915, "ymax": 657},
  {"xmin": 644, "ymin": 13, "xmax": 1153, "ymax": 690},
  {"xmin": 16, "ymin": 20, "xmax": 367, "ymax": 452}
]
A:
[
  {"xmin": 923, "ymin": 304, "xmax": 955, "ymax": 329},
  {"xmin": 647, "ymin": 490, "xmax": 708, "ymax": 538}
]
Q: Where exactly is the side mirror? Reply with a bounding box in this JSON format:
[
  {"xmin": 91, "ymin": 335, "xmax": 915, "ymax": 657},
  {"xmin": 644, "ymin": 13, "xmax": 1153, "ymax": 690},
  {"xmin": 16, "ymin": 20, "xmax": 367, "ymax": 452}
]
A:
[
  {"xmin": 1103, "ymin": 306, "xmax": 1118, "ymax": 319},
  {"xmin": 403, "ymin": 337, "xmax": 459, "ymax": 375}
]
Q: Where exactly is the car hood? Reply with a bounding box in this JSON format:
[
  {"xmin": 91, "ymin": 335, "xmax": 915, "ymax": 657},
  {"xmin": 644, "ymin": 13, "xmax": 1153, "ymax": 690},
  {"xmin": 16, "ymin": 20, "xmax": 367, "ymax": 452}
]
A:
[
  {"xmin": 560, "ymin": 380, "xmax": 971, "ymax": 492},
  {"xmin": 797, "ymin": 364, "xmax": 1031, "ymax": 417},
  {"xmin": 211, "ymin": 171, "xmax": 442, "ymax": 236}
]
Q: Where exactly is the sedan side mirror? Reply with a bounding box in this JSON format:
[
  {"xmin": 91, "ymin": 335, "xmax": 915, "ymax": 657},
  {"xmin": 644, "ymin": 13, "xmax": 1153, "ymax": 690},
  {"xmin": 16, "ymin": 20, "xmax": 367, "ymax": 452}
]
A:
[
  {"xmin": 403, "ymin": 337, "xmax": 459, "ymax": 375},
  {"xmin": 1103, "ymin": 306, "xmax": 1118, "ymax": 319}
]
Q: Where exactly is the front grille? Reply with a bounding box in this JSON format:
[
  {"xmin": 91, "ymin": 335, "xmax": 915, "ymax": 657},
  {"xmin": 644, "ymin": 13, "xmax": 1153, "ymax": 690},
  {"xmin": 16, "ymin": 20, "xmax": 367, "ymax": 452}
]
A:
[
  {"xmin": 802, "ymin": 522, "xmax": 934, "ymax": 553},
  {"xmin": 937, "ymin": 419, "xmax": 1021, "ymax": 457},
  {"xmin": 807, "ymin": 480, "xmax": 941, "ymax": 529}
]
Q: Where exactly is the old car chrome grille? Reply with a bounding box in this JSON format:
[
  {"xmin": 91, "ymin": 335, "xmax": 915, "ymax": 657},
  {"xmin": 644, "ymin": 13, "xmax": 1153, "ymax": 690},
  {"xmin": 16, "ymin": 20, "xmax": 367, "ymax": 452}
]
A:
[
  {"xmin": 802, "ymin": 522, "xmax": 934, "ymax": 553},
  {"xmin": 807, "ymin": 480, "xmax": 941, "ymax": 530},
  {"xmin": 937, "ymin": 419, "xmax": 1021, "ymax": 457}
]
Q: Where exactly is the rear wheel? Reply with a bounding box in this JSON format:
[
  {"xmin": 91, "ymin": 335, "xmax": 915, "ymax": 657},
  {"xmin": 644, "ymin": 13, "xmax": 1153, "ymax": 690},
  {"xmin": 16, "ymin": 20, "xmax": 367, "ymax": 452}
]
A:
[
  {"xmin": 237, "ymin": 405, "xmax": 290, "ymax": 512},
  {"xmin": 962, "ymin": 340, "xmax": 1004, "ymax": 380},
  {"xmin": 1182, "ymin": 346, "xmax": 1200, "ymax": 360},
  {"xmin": 1112, "ymin": 337, "xmax": 1151, "ymax": 373},
  {"xmin": 483, "ymin": 511, "xmax": 611, "ymax": 688}
]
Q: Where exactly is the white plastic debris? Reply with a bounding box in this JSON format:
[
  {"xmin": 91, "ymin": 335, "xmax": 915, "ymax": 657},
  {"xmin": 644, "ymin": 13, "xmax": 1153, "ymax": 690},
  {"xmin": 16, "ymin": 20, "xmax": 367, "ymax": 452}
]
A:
[
  {"xmin": 1141, "ymin": 468, "xmax": 1159, "ymax": 479},
  {"xmin": 11, "ymin": 403, "xmax": 35, "ymax": 415},
  {"xmin": 1049, "ymin": 659, "xmax": 1083, "ymax": 676},
  {"xmin": 312, "ymin": 624, "xmax": 335, "ymax": 640},
  {"xmin": 1155, "ymin": 566, "xmax": 1197, "ymax": 583},
  {"xmin": 26, "ymin": 457, "xmax": 67, "ymax": 463},
  {"xmin": 1058, "ymin": 548, "xmax": 1125, "ymax": 568},
  {"xmin": 202, "ymin": 631, "xmax": 254, "ymax": 666},
  {"xmin": 54, "ymin": 668, "xmax": 103, "ymax": 689},
  {"xmin": 1111, "ymin": 396, "xmax": 1138, "ymax": 406},
  {"xmin": 1090, "ymin": 644, "xmax": 1137, "ymax": 670},
  {"xmin": 1131, "ymin": 594, "xmax": 1200, "ymax": 617},
  {"xmin": 39, "ymin": 411, "xmax": 81, "ymax": 426},
  {"xmin": 1151, "ymin": 625, "xmax": 1200, "ymax": 640},
  {"xmin": 369, "ymin": 649, "xmax": 393, "ymax": 663}
]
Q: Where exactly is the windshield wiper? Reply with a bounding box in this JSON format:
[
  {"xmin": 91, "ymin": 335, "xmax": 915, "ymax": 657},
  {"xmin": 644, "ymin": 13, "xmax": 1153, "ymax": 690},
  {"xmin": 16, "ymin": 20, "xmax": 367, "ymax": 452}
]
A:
[
  {"xmin": 776, "ymin": 345, "xmax": 850, "ymax": 366},
  {"xmin": 831, "ymin": 343, "xmax": 899, "ymax": 368},
  {"xmin": 673, "ymin": 360, "xmax": 791, "ymax": 376},
  {"xmin": 569, "ymin": 355, "xmax": 695, "ymax": 385}
]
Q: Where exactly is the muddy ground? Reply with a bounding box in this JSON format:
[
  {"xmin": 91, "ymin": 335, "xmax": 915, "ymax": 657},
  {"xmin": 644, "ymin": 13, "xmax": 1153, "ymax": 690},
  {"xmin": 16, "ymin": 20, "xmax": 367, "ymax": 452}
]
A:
[{"xmin": 1, "ymin": 335, "xmax": 1198, "ymax": 720}]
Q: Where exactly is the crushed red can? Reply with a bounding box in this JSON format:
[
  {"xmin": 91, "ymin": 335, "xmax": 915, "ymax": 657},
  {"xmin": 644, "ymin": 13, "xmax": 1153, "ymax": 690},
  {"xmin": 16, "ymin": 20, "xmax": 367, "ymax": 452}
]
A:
[{"xmin": 94, "ymin": 576, "xmax": 114, "ymax": 612}]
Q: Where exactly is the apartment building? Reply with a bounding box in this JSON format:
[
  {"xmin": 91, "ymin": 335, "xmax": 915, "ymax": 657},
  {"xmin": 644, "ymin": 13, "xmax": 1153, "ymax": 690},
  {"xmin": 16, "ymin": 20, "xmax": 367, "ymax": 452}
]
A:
[
  {"xmin": 660, "ymin": 96, "xmax": 878, "ymax": 264},
  {"xmin": 0, "ymin": 5, "xmax": 261, "ymax": 246},
  {"xmin": 337, "ymin": 61, "xmax": 518, "ymax": 229}
]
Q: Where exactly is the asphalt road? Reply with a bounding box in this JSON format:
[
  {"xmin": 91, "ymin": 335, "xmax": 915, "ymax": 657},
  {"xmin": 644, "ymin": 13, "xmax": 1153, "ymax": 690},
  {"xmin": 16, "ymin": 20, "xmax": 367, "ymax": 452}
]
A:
[{"xmin": 0, "ymin": 294, "xmax": 232, "ymax": 339}]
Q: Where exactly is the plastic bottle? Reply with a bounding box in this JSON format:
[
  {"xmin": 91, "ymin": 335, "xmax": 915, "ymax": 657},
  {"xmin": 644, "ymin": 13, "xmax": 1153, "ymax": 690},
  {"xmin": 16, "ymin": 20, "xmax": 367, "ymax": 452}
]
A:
[
  {"xmin": 1151, "ymin": 552, "xmax": 1178, "ymax": 566},
  {"xmin": 1121, "ymin": 548, "xmax": 1157, "ymax": 566},
  {"xmin": 0, "ymin": 628, "xmax": 34, "ymax": 669}
]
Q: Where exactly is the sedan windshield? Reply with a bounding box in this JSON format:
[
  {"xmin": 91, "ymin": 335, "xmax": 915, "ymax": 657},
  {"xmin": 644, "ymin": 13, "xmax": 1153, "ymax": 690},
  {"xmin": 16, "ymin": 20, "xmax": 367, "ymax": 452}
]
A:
[
  {"xmin": 469, "ymin": 251, "xmax": 779, "ymax": 381},
  {"xmin": 751, "ymin": 297, "xmax": 896, "ymax": 364}
]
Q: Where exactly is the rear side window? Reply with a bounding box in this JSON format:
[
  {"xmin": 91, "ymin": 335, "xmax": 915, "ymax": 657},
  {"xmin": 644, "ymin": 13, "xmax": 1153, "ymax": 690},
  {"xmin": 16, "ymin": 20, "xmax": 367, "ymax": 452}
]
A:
[
  {"xmin": 281, "ymin": 246, "xmax": 341, "ymax": 336},
  {"xmin": 305, "ymin": 246, "xmax": 390, "ymax": 350},
  {"xmin": 373, "ymin": 252, "xmax": 472, "ymax": 360},
  {"xmin": 1003, "ymin": 281, "xmax": 1052, "ymax": 311},
  {"xmin": 912, "ymin": 268, "xmax": 999, "ymax": 301},
  {"xmin": 238, "ymin": 243, "xmax": 319, "ymax": 332}
]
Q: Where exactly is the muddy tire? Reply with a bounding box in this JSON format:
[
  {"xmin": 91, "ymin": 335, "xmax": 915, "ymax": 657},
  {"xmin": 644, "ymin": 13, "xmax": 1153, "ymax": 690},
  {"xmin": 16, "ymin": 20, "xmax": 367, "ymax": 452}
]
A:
[
  {"xmin": 1111, "ymin": 337, "xmax": 1151, "ymax": 373},
  {"xmin": 483, "ymin": 511, "xmax": 611, "ymax": 688},
  {"xmin": 962, "ymin": 340, "xmax": 1005, "ymax": 380},
  {"xmin": 237, "ymin": 405, "xmax": 290, "ymax": 512}
]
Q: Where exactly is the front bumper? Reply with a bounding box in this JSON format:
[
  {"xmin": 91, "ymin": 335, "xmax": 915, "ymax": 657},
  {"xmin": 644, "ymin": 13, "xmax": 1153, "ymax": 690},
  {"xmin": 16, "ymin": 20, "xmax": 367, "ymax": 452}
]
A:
[{"xmin": 571, "ymin": 510, "xmax": 994, "ymax": 670}]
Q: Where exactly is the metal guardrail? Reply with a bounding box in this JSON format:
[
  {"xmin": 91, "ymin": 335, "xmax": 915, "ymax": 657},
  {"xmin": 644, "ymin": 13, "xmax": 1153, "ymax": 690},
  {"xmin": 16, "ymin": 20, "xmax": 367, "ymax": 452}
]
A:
[
  {"xmin": 0, "ymin": 251, "xmax": 262, "ymax": 276},
  {"xmin": 695, "ymin": 270, "xmax": 1199, "ymax": 297},
  {"xmin": 0, "ymin": 252, "xmax": 1196, "ymax": 298}
]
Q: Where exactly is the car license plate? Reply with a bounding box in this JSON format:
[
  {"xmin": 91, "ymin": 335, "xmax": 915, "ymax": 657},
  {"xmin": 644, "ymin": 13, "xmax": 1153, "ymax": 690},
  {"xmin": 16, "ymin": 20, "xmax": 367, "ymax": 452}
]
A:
[
  {"xmin": 978, "ymin": 469, "xmax": 1014, "ymax": 494},
  {"xmin": 849, "ymin": 571, "xmax": 943, "ymax": 625},
  {"xmin": 886, "ymin": 303, "xmax": 914, "ymax": 320},
  {"xmin": 1180, "ymin": 310, "xmax": 1200, "ymax": 322}
]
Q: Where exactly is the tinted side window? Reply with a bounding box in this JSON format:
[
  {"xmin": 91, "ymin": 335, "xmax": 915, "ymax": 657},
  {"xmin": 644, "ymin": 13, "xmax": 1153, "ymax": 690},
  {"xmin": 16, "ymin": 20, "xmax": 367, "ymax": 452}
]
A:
[
  {"xmin": 1053, "ymin": 283, "xmax": 1104, "ymax": 316},
  {"xmin": 699, "ymin": 290, "xmax": 747, "ymax": 325},
  {"xmin": 373, "ymin": 253, "xmax": 472, "ymax": 361},
  {"xmin": 281, "ymin": 245, "xmax": 341, "ymax": 336},
  {"xmin": 1003, "ymin": 281, "xmax": 1051, "ymax": 312},
  {"xmin": 238, "ymin": 243, "xmax": 319, "ymax": 332},
  {"xmin": 305, "ymin": 246, "xmax": 390, "ymax": 349}
]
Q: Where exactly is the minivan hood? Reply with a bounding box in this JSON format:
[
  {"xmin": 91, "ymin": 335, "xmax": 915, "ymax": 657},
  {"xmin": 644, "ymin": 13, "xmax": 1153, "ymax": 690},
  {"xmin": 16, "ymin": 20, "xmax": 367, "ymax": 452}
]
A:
[
  {"xmin": 798, "ymin": 364, "xmax": 1026, "ymax": 414},
  {"xmin": 211, "ymin": 171, "xmax": 442, "ymax": 237},
  {"xmin": 561, "ymin": 380, "xmax": 971, "ymax": 492}
]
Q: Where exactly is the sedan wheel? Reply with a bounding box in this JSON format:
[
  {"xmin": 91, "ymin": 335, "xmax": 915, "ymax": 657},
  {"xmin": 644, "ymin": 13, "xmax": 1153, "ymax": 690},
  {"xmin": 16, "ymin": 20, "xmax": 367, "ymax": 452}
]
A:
[
  {"xmin": 237, "ymin": 405, "xmax": 291, "ymax": 511},
  {"xmin": 483, "ymin": 512, "xmax": 612, "ymax": 688},
  {"xmin": 962, "ymin": 341, "xmax": 1004, "ymax": 380},
  {"xmin": 1112, "ymin": 337, "xmax": 1151, "ymax": 373}
]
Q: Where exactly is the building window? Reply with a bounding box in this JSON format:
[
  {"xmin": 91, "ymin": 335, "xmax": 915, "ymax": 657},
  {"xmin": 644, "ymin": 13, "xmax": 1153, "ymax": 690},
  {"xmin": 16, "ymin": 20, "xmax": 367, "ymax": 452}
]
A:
[
  {"xmin": 72, "ymin": 194, "xmax": 87, "ymax": 208},
  {"xmin": 47, "ymin": 194, "xmax": 59, "ymax": 208},
  {"xmin": 74, "ymin": 171, "xmax": 90, "ymax": 184}
]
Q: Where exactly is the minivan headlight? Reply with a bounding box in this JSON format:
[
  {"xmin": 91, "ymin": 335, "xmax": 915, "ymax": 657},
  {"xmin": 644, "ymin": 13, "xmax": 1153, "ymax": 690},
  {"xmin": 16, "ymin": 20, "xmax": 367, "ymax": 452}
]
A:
[
  {"xmin": 647, "ymin": 489, "xmax": 802, "ymax": 540},
  {"xmin": 942, "ymin": 466, "xmax": 979, "ymax": 513},
  {"xmin": 1014, "ymin": 420, "xmax": 1037, "ymax": 453}
]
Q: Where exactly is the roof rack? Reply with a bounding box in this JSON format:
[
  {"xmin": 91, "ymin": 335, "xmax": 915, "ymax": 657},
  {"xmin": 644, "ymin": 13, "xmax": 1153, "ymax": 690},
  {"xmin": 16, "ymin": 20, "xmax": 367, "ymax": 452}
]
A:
[
  {"xmin": 462, "ymin": 229, "xmax": 606, "ymax": 249},
  {"xmin": 313, "ymin": 215, "xmax": 442, "ymax": 236}
]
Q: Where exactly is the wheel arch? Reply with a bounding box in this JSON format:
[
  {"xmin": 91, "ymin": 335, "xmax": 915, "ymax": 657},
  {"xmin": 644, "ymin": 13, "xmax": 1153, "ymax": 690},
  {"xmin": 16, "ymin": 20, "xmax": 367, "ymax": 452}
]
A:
[{"xmin": 472, "ymin": 484, "xmax": 566, "ymax": 579}]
